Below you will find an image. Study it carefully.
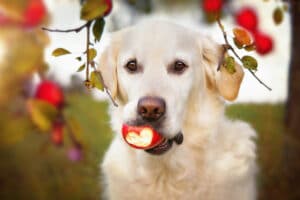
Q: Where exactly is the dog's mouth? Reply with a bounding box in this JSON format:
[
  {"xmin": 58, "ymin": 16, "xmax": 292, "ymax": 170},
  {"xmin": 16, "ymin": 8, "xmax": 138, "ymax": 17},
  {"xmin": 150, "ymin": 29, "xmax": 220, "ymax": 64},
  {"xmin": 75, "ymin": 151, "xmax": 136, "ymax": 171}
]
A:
[
  {"xmin": 145, "ymin": 132, "xmax": 183, "ymax": 155},
  {"xmin": 122, "ymin": 122, "xmax": 184, "ymax": 156}
]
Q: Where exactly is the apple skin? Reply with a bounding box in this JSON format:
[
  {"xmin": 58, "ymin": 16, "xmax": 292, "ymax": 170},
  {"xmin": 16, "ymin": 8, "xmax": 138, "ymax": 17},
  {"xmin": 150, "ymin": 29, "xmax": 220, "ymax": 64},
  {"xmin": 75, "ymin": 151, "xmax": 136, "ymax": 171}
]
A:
[
  {"xmin": 51, "ymin": 123, "xmax": 64, "ymax": 145},
  {"xmin": 122, "ymin": 124, "xmax": 164, "ymax": 150},
  {"xmin": 23, "ymin": 0, "xmax": 46, "ymax": 28},
  {"xmin": 235, "ymin": 8, "xmax": 258, "ymax": 32},
  {"xmin": 254, "ymin": 31, "xmax": 273, "ymax": 55},
  {"xmin": 202, "ymin": 0, "xmax": 223, "ymax": 13},
  {"xmin": 103, "ymin": 0, "xmax": 113, "ymax": 17},
  {"xmin": 34, "ymin": 80, "xmax": 64, "ymax": 108}
]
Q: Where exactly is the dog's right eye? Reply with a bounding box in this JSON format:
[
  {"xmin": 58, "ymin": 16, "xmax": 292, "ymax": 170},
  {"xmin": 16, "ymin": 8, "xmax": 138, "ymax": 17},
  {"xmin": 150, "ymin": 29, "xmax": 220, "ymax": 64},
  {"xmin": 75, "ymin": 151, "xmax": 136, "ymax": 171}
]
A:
[{"xmin": 125, "ymin": 59, "xmax": 139, "ymax": 73}]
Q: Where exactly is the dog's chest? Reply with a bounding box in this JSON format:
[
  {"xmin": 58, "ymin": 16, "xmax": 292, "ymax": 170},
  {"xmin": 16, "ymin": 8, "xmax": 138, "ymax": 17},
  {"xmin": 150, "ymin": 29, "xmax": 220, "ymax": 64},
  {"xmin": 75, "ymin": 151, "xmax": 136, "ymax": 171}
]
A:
[{"xmin": 116, "ymin": 151, "xmax": 215, "ymax": 199}]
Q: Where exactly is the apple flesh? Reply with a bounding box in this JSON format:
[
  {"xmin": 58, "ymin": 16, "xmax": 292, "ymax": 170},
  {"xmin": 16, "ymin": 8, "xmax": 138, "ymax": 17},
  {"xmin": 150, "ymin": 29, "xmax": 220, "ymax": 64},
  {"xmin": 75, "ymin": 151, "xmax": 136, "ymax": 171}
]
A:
[{"xmin": 122, "ymin": 124, "xmax": 164, "ymax": 150}]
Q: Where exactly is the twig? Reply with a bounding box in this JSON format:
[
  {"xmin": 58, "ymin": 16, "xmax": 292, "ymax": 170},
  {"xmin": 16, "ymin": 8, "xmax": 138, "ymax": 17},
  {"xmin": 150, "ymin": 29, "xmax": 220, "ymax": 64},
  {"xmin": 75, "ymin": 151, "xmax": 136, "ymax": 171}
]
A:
[
  {"xmin": 42, "ymin": 22, "xmax": 89, "ymax": 33},
  {"xmin": 247, "ymin": 69, "xmax": 272, "ymax": 91},
  {"xmin": 217, "ymin": 44, "xmax": 228, "ymax": 71},
  {"xmin": 43, "ymin": 19, "xmax": 119, "ymax": 106},
  {"xmin": 86, "ymin": 21, "xmax": 92, "ymax": 82},
  {"xmin": 98, "ymin": 69, "xmax": 119, "ymax": 107},
  {"xmin": 90, "ymin": 63, "xmax": 118, "ymax": 107},
  {"xmin": 216, "ymin": 17, "xmax": 272, "ymax": 91},
  {"xmin": 64, "ymin": 118, "xmax": 82, "ymax": 149}
]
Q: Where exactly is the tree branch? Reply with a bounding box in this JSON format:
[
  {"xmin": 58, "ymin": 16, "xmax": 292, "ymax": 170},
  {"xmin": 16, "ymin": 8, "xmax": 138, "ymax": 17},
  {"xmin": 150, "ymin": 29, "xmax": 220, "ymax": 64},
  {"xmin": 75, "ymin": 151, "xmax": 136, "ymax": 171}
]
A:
[
  {"xmin": 44, "ymin": 20, "xmax": 119, "ymax": 106},
  {"xmin": 42, "ymin": 22, "xmax": 89, "ymax": 33},
  {"xmin": 216, "ymin": 17, "xmax": 272, "ymax": 91},
  {"xmin": 86, "ymin": 21, "xmax": 92, "ymax": 82},
  {"xmin": 91, "ymin": 63, "xmax": 118, "ymax": 107}
]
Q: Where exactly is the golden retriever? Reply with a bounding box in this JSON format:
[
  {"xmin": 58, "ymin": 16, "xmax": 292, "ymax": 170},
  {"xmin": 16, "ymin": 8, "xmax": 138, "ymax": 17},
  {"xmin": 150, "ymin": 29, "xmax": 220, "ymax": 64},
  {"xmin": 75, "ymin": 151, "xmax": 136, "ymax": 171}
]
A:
[{"xmin": 99, "ymin": 20, "xmax": 257, "ymax": 200}]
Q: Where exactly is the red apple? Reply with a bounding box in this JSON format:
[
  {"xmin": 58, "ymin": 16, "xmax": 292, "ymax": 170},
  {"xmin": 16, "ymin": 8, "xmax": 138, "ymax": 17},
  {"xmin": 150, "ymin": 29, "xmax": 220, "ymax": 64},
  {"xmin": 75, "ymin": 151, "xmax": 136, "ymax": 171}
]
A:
[
  {"xmin": 254, "ymin": 31, "xmax": 273, "ymax": 55},
  {"xmin": 202, "ymin": 0, "xmax": 223, "ymax": 13},
  {"xmin": 103, "ymin": 0, "xmax": 113, "ymax": 17},
  {"xmin": 23, "ymin": 0, "xmax": 46, "ymax": 28},
  {"xmin": 0, "ymin": 12, "xmax": 10, "ymax": 25},
  {"xmin": 34, "ymin": 80, "xmax": 64, "ymax": 108},
  {"xmin": 51, "ymin": 123, "xmax": 64, "ymax": 145},
  {"xmin": 122, "ymin": 124, "xmax": 164, "ymax": 150},
  {"xmin": 235, "ymin": 7, "xmax": 258, "ymax": 32}
]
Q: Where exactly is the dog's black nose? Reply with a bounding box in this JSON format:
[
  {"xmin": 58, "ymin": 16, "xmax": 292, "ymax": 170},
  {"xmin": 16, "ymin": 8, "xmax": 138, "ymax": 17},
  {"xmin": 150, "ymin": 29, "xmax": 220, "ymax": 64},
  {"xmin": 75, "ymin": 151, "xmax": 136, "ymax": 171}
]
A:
[{"xmin": 137, "ymin": 96, "xmax": 166, "ymax": 121}]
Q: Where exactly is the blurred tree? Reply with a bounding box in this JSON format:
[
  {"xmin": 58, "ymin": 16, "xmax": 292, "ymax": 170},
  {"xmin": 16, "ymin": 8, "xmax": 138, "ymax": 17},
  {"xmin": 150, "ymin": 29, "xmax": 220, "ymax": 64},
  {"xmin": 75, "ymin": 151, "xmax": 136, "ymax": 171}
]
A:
[
  {"xmin": 0, "ymin": 0, "xmax": 49, "ymax": 145},
  {"xmin": 286, "ymin": 1, "xmax": 300, "ymax": 138},
  {"xmin": 284, "ymin": 0, "xmax": 300, "ymax": 199}
]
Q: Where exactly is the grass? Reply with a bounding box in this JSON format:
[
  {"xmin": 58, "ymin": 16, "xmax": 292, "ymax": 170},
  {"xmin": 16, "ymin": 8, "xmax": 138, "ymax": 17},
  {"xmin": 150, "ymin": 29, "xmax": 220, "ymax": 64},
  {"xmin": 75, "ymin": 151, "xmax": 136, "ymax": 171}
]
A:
[
  {"xmin": 226, "ymin": 103, "xmax": 286, "ymax": 200},
  {"xmin": 0, "ymin": 94, "xmax": 286, "ymax": 200}
]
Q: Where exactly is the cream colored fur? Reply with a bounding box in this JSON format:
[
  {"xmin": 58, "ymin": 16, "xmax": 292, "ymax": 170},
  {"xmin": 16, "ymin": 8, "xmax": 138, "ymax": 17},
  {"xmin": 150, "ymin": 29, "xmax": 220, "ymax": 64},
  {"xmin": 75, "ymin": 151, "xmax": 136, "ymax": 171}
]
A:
[{"xmin": 100, "ymin": 21, "xmax": 257, "ymax": 200}]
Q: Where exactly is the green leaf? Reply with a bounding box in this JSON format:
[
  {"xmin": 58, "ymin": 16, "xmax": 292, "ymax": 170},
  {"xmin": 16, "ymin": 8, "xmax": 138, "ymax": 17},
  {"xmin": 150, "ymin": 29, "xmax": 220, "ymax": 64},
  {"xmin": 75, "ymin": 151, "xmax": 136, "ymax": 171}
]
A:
[
  {"xmin": 242, "ymin": 55, "xmax": 258, "ymax": 70},
  {"xmin": 52, "ymin": 48, "xmax": 71, "ymax": 57},
  {"xmin": 90, "ymin": 71, "xmax": 104, "ymax": 90},
  {"xmin": 80, "ymin": 0, "xmax": 108, "ymax": 21},
  {"xmin": 87, "ymin": 48, "xmax": 97, "ymax": 61},
  {"xmin": 27, "ymin": 99, "xmax": 58, "ymax": 132},
  {"xmin": 76, "ymin": 56, "xmax": 82, "ymax": 61},
  {"xmin": 273, "ymin": 7, "xmax": 284, "ymax": 25},
  {"xmin": 224, "ymin": 56, "xmax": 236, "ymax": 74},
  {"xmin": 93, "ymin": 18, "xmax": 105, "ymax": 42},
  {"xmin": 282, "ymin": 3, "xmax": 289, "ymax": 12},
  {"xmin": 77, "ymin": 64, "xmax": 86, "ymax": 72},
  {"xmin": 65, "ymin": 117, "xmax": 83, "ymax": 142}
]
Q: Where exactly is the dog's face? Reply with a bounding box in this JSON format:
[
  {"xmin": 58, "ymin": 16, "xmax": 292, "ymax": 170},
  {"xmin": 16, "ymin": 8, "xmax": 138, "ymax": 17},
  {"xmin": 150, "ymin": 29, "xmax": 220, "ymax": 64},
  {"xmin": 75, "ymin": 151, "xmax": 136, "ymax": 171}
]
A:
[{"xmin": 99, "ymin": 21, "xmax": 244, "ymax": 154}]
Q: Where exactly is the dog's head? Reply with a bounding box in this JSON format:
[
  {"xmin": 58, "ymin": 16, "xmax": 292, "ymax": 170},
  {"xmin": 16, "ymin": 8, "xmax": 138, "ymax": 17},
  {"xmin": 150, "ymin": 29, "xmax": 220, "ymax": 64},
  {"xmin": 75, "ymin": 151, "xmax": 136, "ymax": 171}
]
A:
[{"xmin": 99, "ymin": 21, "xmax": 244, "ymax": 154}]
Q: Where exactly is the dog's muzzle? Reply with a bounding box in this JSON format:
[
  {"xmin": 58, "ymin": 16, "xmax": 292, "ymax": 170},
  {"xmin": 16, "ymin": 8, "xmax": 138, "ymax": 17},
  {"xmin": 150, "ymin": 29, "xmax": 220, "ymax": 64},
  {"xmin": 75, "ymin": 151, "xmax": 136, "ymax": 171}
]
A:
[{"xmin": 145, "ymin": 131, "xmax": 184, "ymax": 155}]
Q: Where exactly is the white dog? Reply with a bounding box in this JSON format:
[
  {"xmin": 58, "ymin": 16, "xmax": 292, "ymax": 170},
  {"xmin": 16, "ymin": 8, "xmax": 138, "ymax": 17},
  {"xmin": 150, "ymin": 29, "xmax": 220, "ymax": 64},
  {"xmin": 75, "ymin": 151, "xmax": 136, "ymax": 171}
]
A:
[{"xmin": 99, "ymin": 21, "xmax": 257, "ymax": 200}]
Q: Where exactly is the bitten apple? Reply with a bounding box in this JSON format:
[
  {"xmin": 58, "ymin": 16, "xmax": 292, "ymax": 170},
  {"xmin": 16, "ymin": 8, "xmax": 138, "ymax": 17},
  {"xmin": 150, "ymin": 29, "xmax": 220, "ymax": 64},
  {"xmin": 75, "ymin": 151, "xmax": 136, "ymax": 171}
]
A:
[{"xmin": 122, "ymin": 124, "xmax": 164, "ymax": 150}]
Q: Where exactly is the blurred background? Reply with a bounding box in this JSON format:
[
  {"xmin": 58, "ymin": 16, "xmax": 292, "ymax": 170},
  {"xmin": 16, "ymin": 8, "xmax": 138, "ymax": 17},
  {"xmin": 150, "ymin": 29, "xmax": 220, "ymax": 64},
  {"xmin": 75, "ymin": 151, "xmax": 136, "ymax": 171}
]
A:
[{"xmin": 0, "ymin": 0, "xmax": 299, "ymax": 199}]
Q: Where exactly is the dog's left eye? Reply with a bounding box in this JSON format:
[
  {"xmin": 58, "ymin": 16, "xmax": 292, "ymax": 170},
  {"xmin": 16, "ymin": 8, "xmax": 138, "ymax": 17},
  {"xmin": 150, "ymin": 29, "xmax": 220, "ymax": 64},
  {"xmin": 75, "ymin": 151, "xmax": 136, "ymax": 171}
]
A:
[{"xmin": 169, "ymin": 60, "xmax": 188, "ymax": 74}]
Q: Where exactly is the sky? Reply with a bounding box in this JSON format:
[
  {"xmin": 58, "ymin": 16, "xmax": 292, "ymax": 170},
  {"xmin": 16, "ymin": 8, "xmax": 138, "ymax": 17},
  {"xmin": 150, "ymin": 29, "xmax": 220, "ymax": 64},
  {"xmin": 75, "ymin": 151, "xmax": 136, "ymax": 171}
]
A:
[{"xmin": 42, "ymin": 0, "xmax": 291, "ymax": 103}]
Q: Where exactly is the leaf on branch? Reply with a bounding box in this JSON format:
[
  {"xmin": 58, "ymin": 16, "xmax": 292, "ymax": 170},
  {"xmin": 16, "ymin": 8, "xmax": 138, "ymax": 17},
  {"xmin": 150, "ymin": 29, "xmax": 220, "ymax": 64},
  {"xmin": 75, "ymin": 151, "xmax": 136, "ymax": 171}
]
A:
[
  {"xmin": 244, "ymin": 43, "xmax": 256, "ymax": 52},
  {"xmin": 80, "ymin": 0, "xmax": 109, "ymax": 21},
  {"xmin": 76, "ymin": 56, "xmax": 82, "ymax": 61},
  {"xmin": 88, "ymin": 48, "xmax": 97, "ymax": 61},
  {"xmin": 93, "ymin": 18, "xmax": 105, "ymax": 42},
  {"xmin": 77, "ymin": 64, "xmax": 86, "ymax": 72},
  {"xmin": 27, "ymin": 99, "xmax": 58, "ymax": 132},
  {"xmin": 282, "ymin": 3, "xmax": 289, "ymax": 12},
  {"xmin": 233, "ymin": 28, "xmax": 252, "ymax": 46},
  {"xmin": 90, "ymin": 71, "xmax": 104, "ymax": 90},
  {"xmin": 233, "ymin": 38, "xmax": 243, "ymax": 49},
  {"xmin": 223, "ymin": 56, "xmax": 236, "ymax": 74},
  {"xmin": 52, "ymin": 48, "xmax": 71, "ymax": 57},
  {"xmin": 273, "ymin": 7, "xmax": 284, "ymax": 25},
  {"xmin": 84, "ymin": 80, "xmax": 93, "ymax": 89},
  {"xmin": 242, "ymin": 55, "xmax": 258, "ymax": 70},
  {"xmin": 65, "ymin": 117, "xmax": 83, "ymax": 142}
]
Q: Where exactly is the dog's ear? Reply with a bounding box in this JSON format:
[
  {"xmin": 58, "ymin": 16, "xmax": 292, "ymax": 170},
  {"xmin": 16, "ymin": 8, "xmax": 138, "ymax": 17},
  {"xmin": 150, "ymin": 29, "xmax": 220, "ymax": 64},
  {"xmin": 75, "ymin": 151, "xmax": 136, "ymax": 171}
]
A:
[
  {"xmin": 98, "ymin": 38, "xmax": 120, "ymax": 100},
  {"xmin": 201, "ymin": 37, "xmax": 244, "ymax": 101}
]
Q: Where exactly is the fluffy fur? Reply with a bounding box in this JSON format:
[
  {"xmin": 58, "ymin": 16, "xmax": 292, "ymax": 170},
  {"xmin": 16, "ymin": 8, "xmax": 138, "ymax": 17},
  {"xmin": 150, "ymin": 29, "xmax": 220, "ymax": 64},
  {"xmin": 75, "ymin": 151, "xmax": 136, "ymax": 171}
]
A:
[{"xmin": 99, "ymin": 21, "xmax": 257, "ymax": 200}]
